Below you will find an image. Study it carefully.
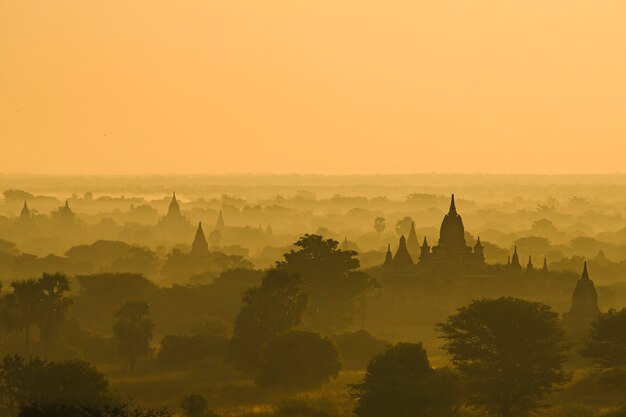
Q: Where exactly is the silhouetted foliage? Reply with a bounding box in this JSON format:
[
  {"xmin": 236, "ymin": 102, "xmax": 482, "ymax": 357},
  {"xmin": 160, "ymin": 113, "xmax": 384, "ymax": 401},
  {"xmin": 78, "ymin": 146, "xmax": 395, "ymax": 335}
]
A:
[
  {"xmin": 157, "ymin": 335, "xmax": 228, "ymax": 369},
  {"xmin": 352, "ymin": 342, "xmax": 461, "ymax": 417},
  {"xmin": 18, "ymin": 401, "xmax": 173, "ymax": 417},
  {"xmin": 112, "ymin": 301, "xmax": 154, "ymax": 370},
  {"xmin": 581, "ymin": 308, "xmax": 626, "ymax": 368},
  {"xmin": 394, "ymin": 217, "xmax": 413, "ymax": 237},
  {"xmin": 1, "ymin": 274, "xmax": 72, "ymax": 356},
  {"xmin": 331, "ymin": 330, "xmax": 388, "ymax": 370},
  {"xmin": 180, "ymin": 394, "xmax": 218, "ymax": 417},
  {"xmin": 37, "ymin": 273, "xmax": 72, "ymax": 356},
  {"xmin": 255, "ymin": 331, "xmax": 341, "ymax": 390},
  {"xmin": 277, "ymin": 234, "xmax": 372, "ymax": 333},
  {"xmin": 373, "ymin": 217, "xmax": 385, "ymax": 234},
  {"xmin": 0, "ymin": 355, "xmax": 109, "ymax": 416},
  {"xmin": 438, "ymin": 298, "xmax": 569, "ymax": 417},
  {"xmin": 227, "ymin": 269, "xmax": 307, "ymax": 372}
]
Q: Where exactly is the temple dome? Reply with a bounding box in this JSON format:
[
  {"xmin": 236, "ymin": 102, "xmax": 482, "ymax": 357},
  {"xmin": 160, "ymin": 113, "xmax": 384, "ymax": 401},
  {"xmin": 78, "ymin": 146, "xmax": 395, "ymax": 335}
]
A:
[{"xmin": 438, "ymin": 194, "xmax": 466, "ymax": 247}]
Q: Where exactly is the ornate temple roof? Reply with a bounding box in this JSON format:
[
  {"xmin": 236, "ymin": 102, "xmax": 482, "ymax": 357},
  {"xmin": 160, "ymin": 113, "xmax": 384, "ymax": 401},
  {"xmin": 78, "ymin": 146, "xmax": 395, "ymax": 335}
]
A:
[{"xmin": 438, "ymin": 194, "xmax": 466, "ymax": 248}]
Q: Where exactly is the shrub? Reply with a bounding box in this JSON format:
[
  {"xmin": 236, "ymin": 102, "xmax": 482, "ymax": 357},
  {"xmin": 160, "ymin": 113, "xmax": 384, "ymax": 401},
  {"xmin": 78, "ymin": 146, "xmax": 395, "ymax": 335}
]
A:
[{"xmin": 255, "ymin": 331, "xmax": 341, "ymax": 390}]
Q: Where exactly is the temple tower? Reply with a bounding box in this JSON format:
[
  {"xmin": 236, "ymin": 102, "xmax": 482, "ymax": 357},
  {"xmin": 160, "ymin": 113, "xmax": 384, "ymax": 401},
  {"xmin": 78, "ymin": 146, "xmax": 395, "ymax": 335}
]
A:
[
  {"xmin": 215, "ymin": 210, "xmax": 226, "ymax": 231},
  {"xmin": 510, "ymin": 246, "xmax": 521, "ymax": 269},
  {"xmin": 393, "ymin": 235, "xmax": 414, "ymax": 268},
  {"xmin": 564, "ymin": 262, "xmax": 600, "ymax": 340},
  {"xmin": 406, "ymin": 221, "xmax": 420, "ymax": 261},
  {"xmin": 190, "ymin": 222, "xmax": 209, "ymax": 256}
]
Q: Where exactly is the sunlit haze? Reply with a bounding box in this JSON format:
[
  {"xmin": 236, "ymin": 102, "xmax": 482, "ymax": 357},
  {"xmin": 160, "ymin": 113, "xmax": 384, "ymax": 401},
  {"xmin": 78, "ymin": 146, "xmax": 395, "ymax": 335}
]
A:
[{"xmin": 2, "ymin": 1, "xmax": 625, "ymax": 174}]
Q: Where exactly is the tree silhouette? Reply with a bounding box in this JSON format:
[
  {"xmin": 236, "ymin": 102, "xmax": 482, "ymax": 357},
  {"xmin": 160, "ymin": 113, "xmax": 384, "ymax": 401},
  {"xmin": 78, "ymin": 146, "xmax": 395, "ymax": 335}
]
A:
[
  {"xmin": 180, "ymin": 394, "xmax": 218, "ymax": 417},
  {"xmin": 0, "ymin": 355, "xmax": 109, "ymax": 416},
  {"xmin": 227, "ymin": 269, "xmax": 307, "ymax": 372},
  {"xmin": 352, "ymin": 343, "xmax": 461, "ymax": 417},
  {"xmin": 438, "ymin": 298, "xmax": 569, "ymax": 417},
  {"xmin": 277, "ymin": 234, "xmax": 372, "ymax": 333},
  {"xmin": 36, "ymin": 273, "xmax": 72, "ymax": 356},
  {"xmin": 394, "ymin": 216, "xmax": 413, "ymax": 237},
  {"xmin": 374, "ymin": 217, "xmax": 386, "ymax": 234},
  {"xmin": 113, "ymin": 301, "xmax": 154, "ymax": 370},
  {"xmin": 255, "ymin": 331, "xmax": 341, "ymax": 390},
  {"xmin": 2, "ymin": 280, "xmax": 41, "ymax": 355},
  {"xmin": 581, "ymin": 308, "xmax": 626, "ymax": 368}
]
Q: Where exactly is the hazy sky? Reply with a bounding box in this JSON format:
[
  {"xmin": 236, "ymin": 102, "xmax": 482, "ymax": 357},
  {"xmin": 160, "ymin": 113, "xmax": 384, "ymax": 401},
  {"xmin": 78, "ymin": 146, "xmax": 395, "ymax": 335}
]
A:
[{"xmin": 1, "ymin": 1, "xmax": 625, "ymax": 175}]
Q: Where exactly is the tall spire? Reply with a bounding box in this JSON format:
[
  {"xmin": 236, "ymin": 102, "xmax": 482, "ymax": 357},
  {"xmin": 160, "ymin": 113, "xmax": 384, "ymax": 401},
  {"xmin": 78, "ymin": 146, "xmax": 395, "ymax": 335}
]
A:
[
  {"xmin": 20, "ymin": 201, "xmax": 31, "ymax": 220},
  {"xmin": 167, "ymin": 192, "xmax": 181, "ymax": 216},
  {"xmin": 419, "ymin": 236, "xmax": 430, "ymax": 262},
  {"xmin": 384, "ymin": 243, "xmax": 393, "ymax": 267},
  {"xmin": 448, "ymin": 194, "xmax": 457, "ymax": 215},
  {"xmin": 526, "ymin": 256, "xmax": 534, "ymax": 274},
  {"xmin": 190, "ymin": 221, "xmax": 209, "ymax": 256},
  {"xmin": 215, "ymin": 210, "xmax": 226, "ymax": 231},
  {"xmin": 406, "ymin": 221, "xmax": 420, "ymax": 260},
  {"xmin": 474, "ymin": 236, "xmax": 485, "ymax": 262},
  {"xmin": 581, "ymin": 261, "xmax": 590, "ymax": 281},
  {"xmin": 393, "ymin": 235, "xmax": 414, "ymax": 267},
  {"xmin": 542, "ymin": 258, "xmax": 549, "ymax": 274},
  {"xmin": 510, "ymin": 246, "xmax": 521, "ymax": 269}
]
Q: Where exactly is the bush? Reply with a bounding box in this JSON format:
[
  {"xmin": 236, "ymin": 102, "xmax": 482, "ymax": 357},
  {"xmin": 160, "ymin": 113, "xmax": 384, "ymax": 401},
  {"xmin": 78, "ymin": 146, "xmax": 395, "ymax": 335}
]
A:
[
  {"xmin": 331, "ymin": 330, "xmax": 388, "ymax": 370},
  {"xmin": 352, "ymin": 343, "xmax": 461, "ymax": 417},
  {"xmin": 157, "ymin": 335, "xmax": 228, "ymax": 368},
  {"xmin": 255, "ymin": 331, "xmax": 341, "ymax": 390}
]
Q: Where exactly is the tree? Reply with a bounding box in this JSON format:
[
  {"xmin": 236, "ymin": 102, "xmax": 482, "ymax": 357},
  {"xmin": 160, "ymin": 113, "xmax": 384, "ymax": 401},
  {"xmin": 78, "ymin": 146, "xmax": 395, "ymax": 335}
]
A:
[
  {"xmin": 181, "ymin": 394, "xmax": 218, "ymax": 417},
  {"xmin": 581, "ymin": 308, "xmax": 626, "ymax": 368},
  {"xmin": 255, "ymin": 331, "xmax": 341, "ymax": 390},
  {"xmin": 351, "ymin": 343, "xmax": 461, "ymax": 417},
  {"xmin": 18, "ymin": 401, "xmax": 173, "ymax": 417},
  {"xmin": 332, "ymin": 330, "xmax": 388, "ymax": 370},
  {"xmin": 277, "ymin": 234, "xmax": 372, "ymax": 333},
  {"xmin": 0, "ymin": 355, "xmax": 109, "ymax": 416},
  {"xmin": 437, "ymin": 298, "xmax": 569, "ymax": 417},
  {"xmin": 227, "ymin": 269, "xmax": 307, "ymax": 372},
  {"xmin": 374, "ymin": 217, "xmax": 386, "ymax": 234},
  {"xmin": 112, "ymin": 301, "xmax": 154, "ymax": 370},
  {"xmin": 36, "ymin": 273, "xmax": 72, "ymax": 356},
  {"xmin": 1, "ymin": 274, "xmax": 72, "ymax": 357},
  {"xmin": 394, "ymin": 217, "xmax": 413, "ymax": 237},
  {"xmin": 2, "ymin": 280, "xmax": 40, "ymax": 354}
]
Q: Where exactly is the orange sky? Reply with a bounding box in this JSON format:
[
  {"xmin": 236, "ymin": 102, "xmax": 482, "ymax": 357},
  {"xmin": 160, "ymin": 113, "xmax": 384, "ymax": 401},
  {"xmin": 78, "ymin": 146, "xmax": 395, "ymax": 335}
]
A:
[{"xmin": 1, "ymin": 1, "xmax": 625, "ymax": 175}]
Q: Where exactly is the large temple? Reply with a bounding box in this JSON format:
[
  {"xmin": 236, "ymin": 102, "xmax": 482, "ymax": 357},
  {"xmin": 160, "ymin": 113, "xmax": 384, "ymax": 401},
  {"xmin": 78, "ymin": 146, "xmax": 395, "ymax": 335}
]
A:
[
  {"xmin": 384, "ymin": 194, "xmax": 487, "ymax": 276},
  {"xmin": 373, "ymin": 194, "xmax": 601, "ymax": 343}
]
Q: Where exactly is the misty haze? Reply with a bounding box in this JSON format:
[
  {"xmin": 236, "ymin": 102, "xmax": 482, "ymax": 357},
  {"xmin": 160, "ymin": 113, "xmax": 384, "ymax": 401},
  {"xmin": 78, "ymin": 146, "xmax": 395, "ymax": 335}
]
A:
[{"xmin": 3, "ymin": 1, "xmax": 626, "ymax": 417}]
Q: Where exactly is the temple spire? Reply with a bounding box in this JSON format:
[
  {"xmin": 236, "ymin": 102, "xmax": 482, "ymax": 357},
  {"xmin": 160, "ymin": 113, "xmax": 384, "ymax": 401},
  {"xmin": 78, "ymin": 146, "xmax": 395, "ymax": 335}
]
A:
[
  {"xmin": 526, "ymin": 256, "xmax": 534, "ymax": 274},
  {"xmin": 407, "ymin": 221, "xmax": 420, "ymax": 260},
  {"xmin": 393, "ymin": 235, "xmax": 414, "ymax": 267},
  {"xmin": 191, "ymin": 221, "xmax": 209, "ymax": 256},
  {"xmin": 449, "ymin": 194, "xmax": 457, "ymax": 215},
  {"xmin": 20, "ymin": 201, "xmax": 31, "ymax": 220},
  {"xmin": 510, "ymin": 246, "xmax": 521, "ymax": 269},
  {"xmin": 215, "ymin": 210, "xmax": 226, "ymax": 231},
  {"xmin": 542, "ymin": 258, "xmax": 549, "ymax": 274},
  {"xmin": 419, "ymin": 236, "xmax": 430, "ymax": 262},
  {"xmin": 581, "ymin": 261, "xmax": 590, "ymax": 280},
  {"xmin": 384, "ymin": 243, "xmax": 393, "ymax": 267}
]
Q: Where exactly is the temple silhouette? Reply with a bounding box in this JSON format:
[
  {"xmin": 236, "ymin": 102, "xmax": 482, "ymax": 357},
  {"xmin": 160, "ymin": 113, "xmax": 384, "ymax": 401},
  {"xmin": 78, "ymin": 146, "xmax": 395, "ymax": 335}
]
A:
[
  {"xmin": 371, "ymin": 194, "xmax": 601, "ymax": 339},
  {"xmin": 384, "ymin": 195, "xmax": 487, "ymax": 275}
]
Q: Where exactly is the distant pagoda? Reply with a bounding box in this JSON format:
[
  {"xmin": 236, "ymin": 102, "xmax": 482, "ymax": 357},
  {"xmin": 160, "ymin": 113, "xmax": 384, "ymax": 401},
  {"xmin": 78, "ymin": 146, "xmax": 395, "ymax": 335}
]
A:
[
  {"xmin": 564, "ymin": 261, "xmax": 600, "ymax": 340},
  {"xmin": 190, "ymin": 222, "xmax": 209, "ymax": 256}
]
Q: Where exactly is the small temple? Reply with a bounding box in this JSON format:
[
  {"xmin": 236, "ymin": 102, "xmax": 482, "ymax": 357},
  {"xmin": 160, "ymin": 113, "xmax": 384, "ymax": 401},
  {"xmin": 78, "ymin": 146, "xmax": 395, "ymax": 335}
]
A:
[{"xmin": 159, "ymin": 192, "xmax": 190, "ymax": 230}]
